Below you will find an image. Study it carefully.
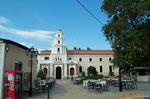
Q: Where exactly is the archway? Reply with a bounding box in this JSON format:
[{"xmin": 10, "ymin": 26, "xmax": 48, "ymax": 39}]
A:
[
  {"xmin": 70, "ymin": 68, "xmax": 74, "ymax": 76},
  {"xmin": 43, "ymin": 68, "xmax": 47, "ymax": 76},
  {"xmin": 56, "ymin": 67, "xmax": 61, "ymax": 79}
]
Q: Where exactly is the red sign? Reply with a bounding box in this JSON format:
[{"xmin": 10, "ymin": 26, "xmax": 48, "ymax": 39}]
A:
[{"xmin": 4, "ymin": 70, "xmax": 15, "ymax": 99}]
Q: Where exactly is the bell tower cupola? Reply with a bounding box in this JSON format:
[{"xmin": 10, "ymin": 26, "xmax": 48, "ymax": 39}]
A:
[{"xmin": 51, "ymin": 29, "xmax": 67, "ymax": 54}]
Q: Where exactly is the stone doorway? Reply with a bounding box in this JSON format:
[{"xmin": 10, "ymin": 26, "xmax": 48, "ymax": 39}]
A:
[
  {"xmin": 56, "ymin": 67, "xmax": 61, "ymax": 79},
  {"xmin": 70, "ymin": 68, "xmax": 74, "ymax": 76}
]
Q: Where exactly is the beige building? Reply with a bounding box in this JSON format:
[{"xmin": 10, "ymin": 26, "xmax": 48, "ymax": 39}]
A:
[
  {"xmin": 38, "ymin": 29, "xmax": 119, "ymax": 80},
  {"xmin": 0, "ymin": 39, "xmax": 37, "ymax": 99}
]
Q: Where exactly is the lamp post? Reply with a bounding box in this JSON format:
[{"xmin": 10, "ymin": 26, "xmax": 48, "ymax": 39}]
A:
[
  {"xmin": 26, "ymin": 46, "xmax": 38, "ymax": 97},
  {"xmin": 112, "ymin": 43, "xmax": 123, "ymax": 92}
]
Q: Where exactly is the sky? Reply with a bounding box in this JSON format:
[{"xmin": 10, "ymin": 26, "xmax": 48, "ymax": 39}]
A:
[{"xmin": 0, "ymin": 0, "xmax": 111, "ymax": 51}]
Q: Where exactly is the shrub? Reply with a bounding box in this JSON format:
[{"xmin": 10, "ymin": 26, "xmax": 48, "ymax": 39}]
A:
[
  {"xmin": 82, "ymin": 72, "xmax": 85, "ymax": 77},
  {"xmin": 87, "ymin": 66, "xmax": 98, "ymax": 76},
  {"xmin": 37, "ymin": 70, "xmax": 46, "ymax": 80}
]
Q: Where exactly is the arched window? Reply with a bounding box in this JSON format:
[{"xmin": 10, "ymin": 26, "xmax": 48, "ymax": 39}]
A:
[
  {"xmin": 99, "ymin": 58, "xmax": 102, "ymax": 62},
  {"xmin": 58, "ymin": 40, "xmax": 60, "ymax": 44},
  {"xmin": 109, "ymin": 58, "xmax": 112, "ymax": 62},
  {"xmin": 109, "ymin": 65, "xmax": 112, "ymax": 73},
  {"xmin": 55, "ymin": 57, "xmax": 62, "ymax": 61},
  {"xmin": 89, "ymin": 58, "xmax": 92, "ymax": 62},
  {"xmin": 79, "ymin": 58, "xmax": 82, "ymax": 62},
  {"xmin": 100, "ymin": 66, "xmax": 103, "ymax": 72},
  {"xmin": 43, "ymin": 68, "xmax": 47, "ymax": 75},
  {"xmin": 79, "ymin": 66, "xmax": 82, "ymax": 73},
  {"xmin": 58, "ymin": 48, "xmax": 60, "ymax": 53}
]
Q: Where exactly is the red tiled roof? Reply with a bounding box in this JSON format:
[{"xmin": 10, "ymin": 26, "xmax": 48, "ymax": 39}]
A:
[
  {"xmin": 40, "ymin": 50, "xmax": 51, "ymax": 55},
  {"xmin": 39, "ymin": 50, "xmax": 113, "ymax": 55},
  {"xmin": 67, "ymin": 50, "xmax": 113, "ymax": 55}
]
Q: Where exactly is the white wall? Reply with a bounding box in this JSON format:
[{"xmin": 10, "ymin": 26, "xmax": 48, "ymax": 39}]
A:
[
  {"xmin": 0, "ymin": 43, "xmax": 6, "ymax": 99},
  {"xmin": 68, "ymin": 55, "xmax": 119, "ymax": 76}
]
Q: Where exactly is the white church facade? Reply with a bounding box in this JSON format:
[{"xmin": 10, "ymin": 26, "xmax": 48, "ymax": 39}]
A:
[{"xmin": 38, "ymin": 29, "xmax": 119, "ymax": 80}]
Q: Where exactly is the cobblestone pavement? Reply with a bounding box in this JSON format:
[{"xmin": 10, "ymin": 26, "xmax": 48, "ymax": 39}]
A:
[{"xmin": 22, "ymin": 80, "xmax": 150, "ymax": 99}]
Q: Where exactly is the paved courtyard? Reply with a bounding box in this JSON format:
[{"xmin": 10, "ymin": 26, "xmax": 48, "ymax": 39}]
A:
[{"xmin": 22, "ymin": 80, "xmax": 150, "ymax": 99}]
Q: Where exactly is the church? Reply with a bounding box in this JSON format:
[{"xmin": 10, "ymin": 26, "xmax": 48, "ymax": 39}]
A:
[{"xmin": 38, "ymin": 29, "xmax": 119, "ymax": 80}]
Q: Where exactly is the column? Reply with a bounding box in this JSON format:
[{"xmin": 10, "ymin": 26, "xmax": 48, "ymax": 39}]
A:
[
  {"xmin": 75, "ymin": 64, "xmax": 78, "ymax": 77},
  {"xmin": 64, "ymin": 63, "xmax": 67, "ymax": 77},
  {"xmin": 50, "ymin": 63, "xmax": 53, "ymax": 77}
]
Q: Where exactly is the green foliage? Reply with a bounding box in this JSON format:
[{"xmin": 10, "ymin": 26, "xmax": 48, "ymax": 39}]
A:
[
  {"xmin": 37, "ymin": 70, "xmax": 46, "ymax": 80},
  {"xmin": 82, "ymin": 72, "xmax": 85, "ymax": 77},
  {"xmin": 87, "ymin": 66, "xmax": 98, "ymax": 76},
  {"xmin": 101, "ymin": 0, "xmax": 150, "ymax": 69}
]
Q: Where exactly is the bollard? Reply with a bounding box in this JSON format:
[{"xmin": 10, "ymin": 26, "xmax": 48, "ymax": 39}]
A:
[{"xmin": 46, "ymin": 83, "xmax": 50, "ymax": 99}]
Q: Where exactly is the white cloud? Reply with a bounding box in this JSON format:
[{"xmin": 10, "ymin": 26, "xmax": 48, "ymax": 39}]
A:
[
  {"xmin": 19, "ymin": 42, "xmax": 48, "ymax": 52},
  {"xmin": 19, "ymin": 42, "xmax": 33, "ymax": 48},
  {"xmin": 37, "ymin": 48, "xmax": 43, "ymax": 52},
  {"xmin": 0, "ymin": 34, "xmax": 6, "ymax": 37},
  {"xmin": 0, "ymin": 25, "xmax": 54, "ymax": 40},
  {"xmin": 0, "ymin": 16, "xmax": 9, "ymax": 24}
]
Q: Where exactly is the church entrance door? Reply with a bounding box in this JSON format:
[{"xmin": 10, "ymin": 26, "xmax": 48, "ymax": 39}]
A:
[
  {"xmin": 70, "ymin": 68, "xmax": 74, "ymax": 76},
  {"xmin": 56, "ymin": 67, "xmax": 61, "ymax": 79}
]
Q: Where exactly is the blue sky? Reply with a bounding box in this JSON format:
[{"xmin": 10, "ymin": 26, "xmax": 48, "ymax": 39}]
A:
[{"xmin": 0, "ymin": 0, "xmax": 111, "ymax": 51}]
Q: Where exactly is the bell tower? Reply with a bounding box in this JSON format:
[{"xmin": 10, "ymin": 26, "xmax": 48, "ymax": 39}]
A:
[
  {"xmin": 51, "ymin": 29, "xmax": 67, "ymax": 54},
  {"xmin": 49, "ymin": 29, "xmax": 68, "ymax": 79}
]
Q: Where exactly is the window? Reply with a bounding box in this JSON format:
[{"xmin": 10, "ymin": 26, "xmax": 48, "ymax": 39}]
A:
[
  {"xmin": 56, "ymin": 57, "xmax": 62, "ymax": 61},
  {"xmin": 109, "ymin": 58, "xmax": 112, "ymax": 62},
  {"xmin": 100, "ymin": 66, "xmax": 103, "ymax": 72},
  {"xmin": 58, "ymin": 34, "xmax": 60, "ymax": 37},
  {"xmin": 89, "ymin": 58, "xmax": 92, "ymax": 62},
  {"xmin": 69, "ymin": 58, "xmax": 72, "ymax": 60},
  {"xmin": 44, "ymin": 57, "xmax": 49, "ymax": 60},
  {"xmin": 79, "ymin": 58, "xmax": 82, "ymax": 62},
  {"xmin": 109, "ymin": 65, "xmax": 112, "ymax": 73},
  {"xmin": 58, "ymin": 40, "xmax": 60, "ymax": 44},
  {"xmin": 58, "ymin": 48, "xmax": 60, "ymax": 53},
  {"xmin": 79, "ymin": 66, "xmax": 82, "ymax": 73},
  {"xmin": 99, "ymin": 58, "xmax": 102, "ymax": 62},
  {"xmin": 43, "ymin": 68, "xmax": 47, "ymax": 75}
]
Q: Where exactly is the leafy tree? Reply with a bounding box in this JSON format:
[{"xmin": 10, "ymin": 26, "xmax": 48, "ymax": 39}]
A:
[
  {"xmin": 78, "ymin": 47, "xmax": 81, "ymax": 50},
  {"xmin": 74, "ymin": 47, "xmax": 77, "ymax": 50},
  {"xmin": 101, "ymin": 0, "xmax": 150, "ymax": 70},
  {"xmin": 87, "ymin": 66, "xmax": 98, "ymax": 76},
  {"xmin": 37, "ymin": 70, "xmax": 46, "ymax": 80},
  {"xmin": 87, "ymin": 47, "xmax": 91, "ymax": 50}
]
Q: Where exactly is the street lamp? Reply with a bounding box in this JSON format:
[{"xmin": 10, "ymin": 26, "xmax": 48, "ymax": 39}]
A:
[
  {"xmin": 112, "ymin": 43, "xmax": 123, "ymax": 92},
  {"xmin": 26, "ymin": 46, "xmax": 38, "ymax": 97}
]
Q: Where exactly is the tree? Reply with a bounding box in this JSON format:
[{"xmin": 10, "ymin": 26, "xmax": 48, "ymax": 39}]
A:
[
  {"xmin": 37, "ymin": 70, "xmax": 46, "ymax": 80},
  {"xmin": 87, "ymin": 66, "xmax": 98, "ymax": 76},
  {"xmin": 101, "ymin": 0, "xmax": 150, "ymax": 70},
  {"xmin": 87, "ymin": 47, "xmax": 91, "ymax": 50},
  {"xmin": 74, "ymin": 47, "xmax": 77, "ymax": 50},
  {"xmin": 78, "ymin": 47, "xmax": 81, "ymax": 50}
]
